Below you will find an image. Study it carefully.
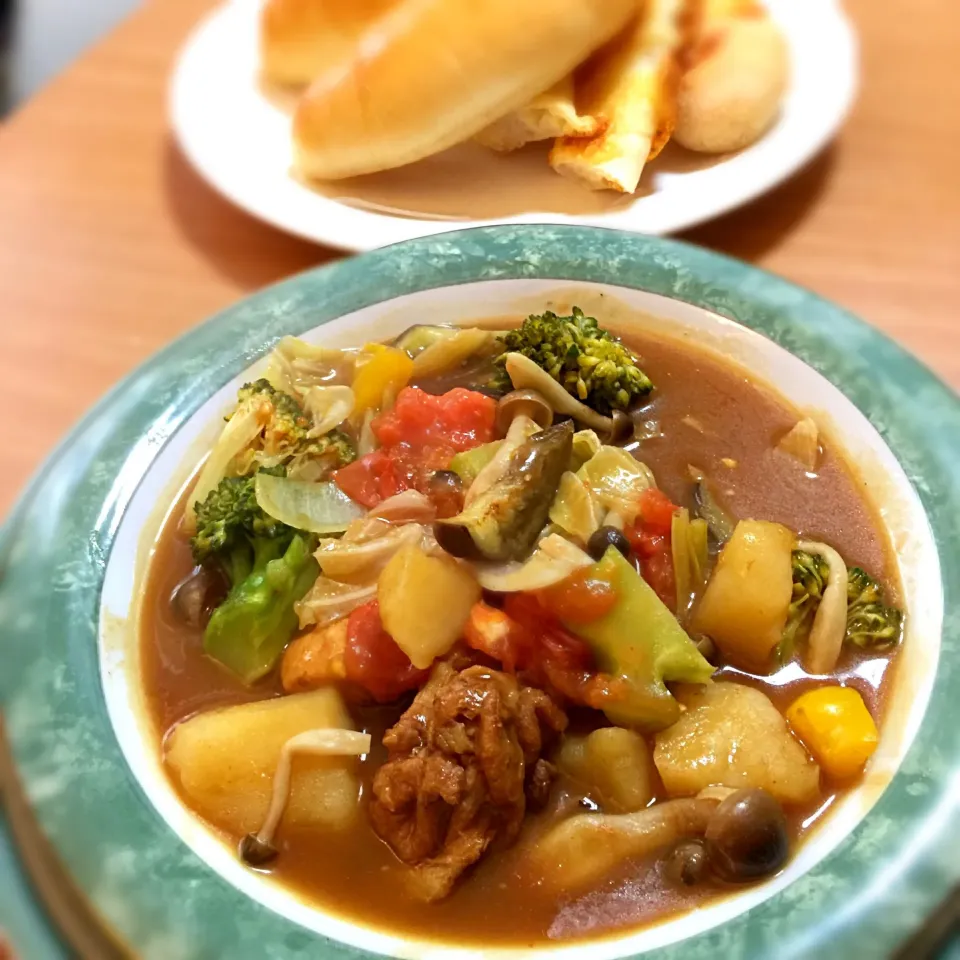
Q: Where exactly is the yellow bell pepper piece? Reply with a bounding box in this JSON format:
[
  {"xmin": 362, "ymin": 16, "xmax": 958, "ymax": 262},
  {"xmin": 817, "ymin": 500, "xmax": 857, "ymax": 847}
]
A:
[
  {"xmin": 786, "ymin": 686, "xmax": 878, "ymax": 780},
  {"xmin": 352, "ymin": 344, "xmax": 414, "ymax": 415}
]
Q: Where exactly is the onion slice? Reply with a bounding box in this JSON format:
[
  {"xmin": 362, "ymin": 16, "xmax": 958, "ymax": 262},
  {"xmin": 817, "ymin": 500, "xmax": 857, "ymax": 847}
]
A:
[
  {"xmin": 255, "ymin": 474, "xmax": 365, "ymax": 534},
  {"xmin": 475, "ymin": 534, "xmax": 593, "ymax": 592},
  {"xmin": 367, "ymin": 490, "xmax": 437, "ymax": 524}
]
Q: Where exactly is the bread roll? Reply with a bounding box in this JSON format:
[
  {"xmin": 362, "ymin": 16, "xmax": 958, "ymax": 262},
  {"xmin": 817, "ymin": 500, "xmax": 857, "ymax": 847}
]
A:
[
  {"xmin": 474, "ymin": 76, "xmax": 599, "ymax": 153},
  {"xmin": 260, "ymin": 0, "xmax": 399, "ymax": 87},
  {"xmin": 673, "ymin": 2, "xmax": 789, "ymax": 153},
  {"xmin": 549, "ymin": 0, "xmax": 689, "ymax": 193},
  {"xmin": 293, "ymin": 0, "xmax": 640, "ymax": 181}
]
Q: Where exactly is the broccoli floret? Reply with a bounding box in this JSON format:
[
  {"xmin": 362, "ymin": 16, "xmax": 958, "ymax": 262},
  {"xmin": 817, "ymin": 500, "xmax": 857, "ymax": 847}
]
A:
[
  {"xmin": 300, "ymin": 428, "xmax": 355, "ymax": 467},
  {"xmin": 847, "ymin": 566, "xmax": 884, "ymax": 606},
  {"xmin": 234, "ymin": 378, "xmax": 311, "ymax": 457},
  {"xmin": 846, "ymin": 567, "xmax": 903, "ymax": 649},
  {"xmin": 779, "ymin": 551, "xmax": 902, "ymax": 663},
  {"xmin": 191, "ymin": 467, "xmax": 321, "ymax": 683},
  {"xmin": 232, "ymin": 378, "xmax": 356, "ymax": 468},
  {"xmin": 190, "ymin": 466, "xmax": 289, "ymax": 570},
  {"xmin": 778, "ymin": 550, "xmax": 829, "ymax": 663},
  {"xmin": 203, "ymin": 533, "xmax": 319, "ymax": 684},
  {"xmin": 495, "ymin": 308, "xmax": 653, "ymax": 414}
]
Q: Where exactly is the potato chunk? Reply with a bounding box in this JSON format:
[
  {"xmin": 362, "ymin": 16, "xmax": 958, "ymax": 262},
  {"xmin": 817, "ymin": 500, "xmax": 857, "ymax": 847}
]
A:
[
  {"xmin": 557, "ymin": 728, "xmax": 654, "ymax": 813},
  {"xmin": 378, "ymin": 543, "xmax": 481, "ymax": 669},
  {"xmin": 653, "ymin": 682, "xmax": 820, "ymax": 805},
  {"xmin": 692, "ymin": 519, "xmax": 794, "ymax": 670},
  {"xmin": 165, "ymin": 689, "xmax": 360, "ymax": 835}
]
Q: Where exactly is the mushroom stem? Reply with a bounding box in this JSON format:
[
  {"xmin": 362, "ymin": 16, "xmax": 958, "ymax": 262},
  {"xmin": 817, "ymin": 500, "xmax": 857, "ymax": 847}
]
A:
[
  {"xmin": 798, "ymin": 540, "xmax": 848, "ymax": 674},
  {"xmin": 504, "ymin": 353, "xmax": 614, "ymax": 433},
  {"xmin": 249, "ymin": 729, "xmax": 371, "ymax": 851},
  {"xmin": 494, "ymin": 389, "xmax": 554, "ymax": 436},
  {"xmin": 528, "ymin": 797, "xmax": 720, "ymax": 891}
]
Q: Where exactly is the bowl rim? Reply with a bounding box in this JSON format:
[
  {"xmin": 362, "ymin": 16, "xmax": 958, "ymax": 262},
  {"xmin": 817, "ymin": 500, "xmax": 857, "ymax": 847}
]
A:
[{"xmin": 1, "ymin": 225, "xmax": 959, "ymax": 960}]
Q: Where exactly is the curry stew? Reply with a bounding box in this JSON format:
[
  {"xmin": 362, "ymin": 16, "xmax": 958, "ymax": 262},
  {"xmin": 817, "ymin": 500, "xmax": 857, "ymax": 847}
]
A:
[{"xmin": 142, "ymin": 312, "xmax": 902, "ymax": 944}]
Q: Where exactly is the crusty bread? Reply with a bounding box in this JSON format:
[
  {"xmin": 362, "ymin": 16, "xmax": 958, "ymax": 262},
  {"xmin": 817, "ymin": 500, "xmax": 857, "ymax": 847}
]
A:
[
  {"xmin": 549, "ymin": 0, "xmax": 689, "ymax": 194},
  {"xmin": 674, "ymin": 7, "xmax": 789, "ymax": 153},
  {"xmin": 474, "ymin": 76, "xmax": 599, "ymax": 153},
  {"xmin": 260, "ymin": 0, "xmax": 399, "ymax": 88},
  {"xmin": 292, "ymin": 0, "xmax": 640, "ymax": 181}
]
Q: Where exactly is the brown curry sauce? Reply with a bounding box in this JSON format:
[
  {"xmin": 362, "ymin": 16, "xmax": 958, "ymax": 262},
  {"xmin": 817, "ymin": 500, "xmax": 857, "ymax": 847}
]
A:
[{"xmin": 140, "ymin": 328, "xmax": 900, "ymax": 944}]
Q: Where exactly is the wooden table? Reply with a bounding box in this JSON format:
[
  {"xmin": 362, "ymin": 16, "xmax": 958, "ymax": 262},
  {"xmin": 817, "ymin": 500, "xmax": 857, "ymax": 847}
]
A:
[{"xmin": 0, "ymin": 0, "xmax": 957, "ymax": 519}]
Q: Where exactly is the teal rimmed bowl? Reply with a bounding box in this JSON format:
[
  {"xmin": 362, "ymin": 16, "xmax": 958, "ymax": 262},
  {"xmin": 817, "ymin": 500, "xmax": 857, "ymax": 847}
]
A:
[{"xmin": 1, "ymin": 226, "xmax": 958, "ymax": 959}]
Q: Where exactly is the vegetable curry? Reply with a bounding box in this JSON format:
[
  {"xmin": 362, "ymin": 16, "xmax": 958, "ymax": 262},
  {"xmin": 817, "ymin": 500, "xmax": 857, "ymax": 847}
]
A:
[{"xmin": 141, "ymin": 311, "xmax": 902, "ymax": 944}]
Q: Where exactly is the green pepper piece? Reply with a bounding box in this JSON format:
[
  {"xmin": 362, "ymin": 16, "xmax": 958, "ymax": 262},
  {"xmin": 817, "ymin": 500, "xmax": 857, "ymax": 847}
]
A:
[{"xmin": 561, "ymin": 548, "xmax": 714, "ymax": 731}]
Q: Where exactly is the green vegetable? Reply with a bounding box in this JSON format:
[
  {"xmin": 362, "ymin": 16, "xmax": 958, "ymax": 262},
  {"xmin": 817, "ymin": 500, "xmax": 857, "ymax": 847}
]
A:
[
  {"xmin": 233, "ymin": 378, "xmax": 355, "ymax": 468},
  {"xmin": 690, "ymin": 469, "xmax": 735, "ymax": 544},
  {"xmin": 204, "ymin": 534, "xmax": 319, "ymax": 684},
  {"xmin": 777, "ymin": 549, "xmax": 828, "ymax": 664},
  {"xmin": 435, "ymin": 421, "xmax": 573, "ymax": 561},
  {"xmin": 449, "ymin": 441, "xmax": 501, "ymax": 484},
  {"xmin": 564, "ymin": 549, "xmax": 714, "ymax": 731},
  {"xmin": 570, "ymin": 429, "xmax": 602, "ymax": 472},
  {"xmin": 778, "ymin": 552, "xmax": 902, "ymax": 664},
  {"xmin": 391, "ymin": 324, "xmax": 458, "ymax": 358},
  {"xmin": 847, "ymin": 566, "xmax": 883, "ymax": 606},
  {"xmin": 185, "ymin": 379, "xmax": 355, "ymax": 535},
  {"xmin": 183, "ymin": 399, "xmax": 266, "ymax": 535},
  {"xmin": 846, "ymin": 567, "xmax": 903, "ymax": 649},
  {"xmin": 494, "ymin": 308, "xmax": 653, "ymax": 415},
  {"xmin": 254, "ymin": 474, "xmax": 365, "ymax": 534},
  {"xmin": 549, "ymin": 471, "xmax": 601, "ymax": 543},
  {"xmin": 671, "ymin": 508, "xmax": 709, "ymax": 617},
  {"xmin": 191, "ymin": 467, "xmax": 290, "ymax": 570},
  {"xmin": 576, "ymin": 445, "xmax": 655, "ymax": 521},
  {"xmin": 262, "ymin": 336, "xmax": 353, "ymax": 396}
]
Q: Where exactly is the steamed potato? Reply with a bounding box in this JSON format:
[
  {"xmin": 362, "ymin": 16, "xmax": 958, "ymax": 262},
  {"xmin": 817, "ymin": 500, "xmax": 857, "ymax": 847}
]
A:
[
  {"xmin": 558, "ymin": 728, "xmax": 655, "ymax": 813},
  {"xmin": 165, "ymin": 688, "xmax": 360, "ymax": 835},
  {"xmin": 378, "ymin": 543, "xmax": 481, "ymax": 669},
  {"xmin": 692, "ymin": 519, "xmax": 794, "ymax": 670},
  {"xmin": 653, "ymin": 682, "xmax": 820, "ymax": 805}
]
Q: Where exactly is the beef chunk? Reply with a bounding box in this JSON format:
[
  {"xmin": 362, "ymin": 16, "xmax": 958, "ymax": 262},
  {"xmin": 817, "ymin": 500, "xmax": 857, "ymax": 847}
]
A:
[{"xmin": 369, "ymin": 662, "xmax": 566, "ymax": 901}]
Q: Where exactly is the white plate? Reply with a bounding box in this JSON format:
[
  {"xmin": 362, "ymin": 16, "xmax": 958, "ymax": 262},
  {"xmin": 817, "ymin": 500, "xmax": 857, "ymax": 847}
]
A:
[{"xmin": 169, "ymin": 0, "xmax": 857, "ymax": 252}]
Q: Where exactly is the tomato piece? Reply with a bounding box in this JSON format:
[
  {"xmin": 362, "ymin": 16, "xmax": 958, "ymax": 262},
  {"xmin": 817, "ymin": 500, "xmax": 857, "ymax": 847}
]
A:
[
  {"xmin": 640, "ymin": 536, "xmax": 677, "ymax": 610},
  {"xmin": 502, "ymin": 594, "xmax": 596, "ymax": 672},
  {"xmin": 476, "ymin": 593, "xmax": 622, "ymax": 708},
  {"xmin": 626, "ymin": 491, "xmax": 679, "ymax": 610},
  {"xmin": 537, "ymin": 569, "xmax": 618, "ymax": 625},
  {"xmin": 337, "ymin": 388, "xmax": 494, "ymax": 509},
  {"xmin": 344, "ymin": 600, "xmax": 428, "ymax": 702},
  {"xmin": 333, "ymin": 453, "xmax": 384, "ymax": 508},
  {"xmin": 638, "ymin": 488, "xmax": 676, "ymax": 535},
  {"xmin": 463, "ymin": 602, "xmax": 531, "ymax": 672},
  {"xmin": 372, "ymin": 387, "xmax": 496, "ymax": 451},
  {"xmin": 333, "ymin": 451, "xmax": 410, "ymax": 508},
  {"xmin": 539, "ymin": 626, "xmax": 595, "ymax": 674}
]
